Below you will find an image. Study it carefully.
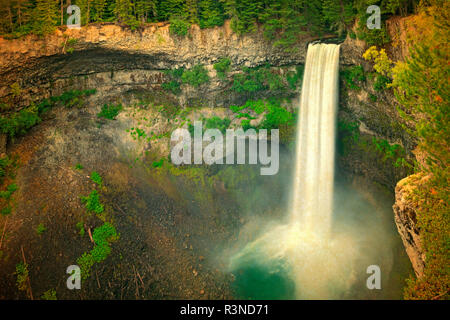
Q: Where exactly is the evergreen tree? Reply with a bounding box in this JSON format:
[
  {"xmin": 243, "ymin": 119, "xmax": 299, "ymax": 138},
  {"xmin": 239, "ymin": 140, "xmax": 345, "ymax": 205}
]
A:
[
  {"xmin": 14, "ymin": 0, "xmax": 32, "ymax": 28},
  {"xmin": 92, "ymin": 0, "xmax": 106, "ymax": 22},
  {"xmin": 185, "ymin": 0, "xmax": 198, "ymax": 24},
  {"xmin": 33, "ymin": 0, "xmax": 59, "ymax": 34},
  {"xmin": 0, "ymin": 0, "xmax": 14, "ymax": 34},
  {"xmin": 198, "ymin": 0, "xmax": 224, "ymax": 28},
  {"xmin": 77, "ymin": 0, "xmax": 93, "ymax": 25},
  {"xmin": 135, "ymin": 0, "xmax": 157, "ymax": 23},
  {"xmin": 157, "ymin": 0, "xmax": 186, "ymax": 21},
  {"xmin": 322, "ymin": 0, "xmax": 354, "ymax": 35},
  {"xmin": 114, "ymin": 0, "xmax": 137, "ymax": 27}
]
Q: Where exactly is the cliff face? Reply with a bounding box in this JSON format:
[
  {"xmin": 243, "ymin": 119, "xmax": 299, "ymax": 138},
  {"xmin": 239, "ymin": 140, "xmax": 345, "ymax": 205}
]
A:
[
  {"xmin": 0, "ymin": 21, "xmax": 365, "ymax": 107},
  {"xmin": 392, "ymin": 173, "xmax": 428, "ymax": 277},
  {"xmin": 0, "ymin": 21, "xmax": 311, "ymax": 107}
]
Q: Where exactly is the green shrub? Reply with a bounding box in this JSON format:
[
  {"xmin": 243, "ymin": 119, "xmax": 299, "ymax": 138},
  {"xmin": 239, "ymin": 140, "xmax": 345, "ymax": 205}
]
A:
[
  {"xmin": 41, "ymin": 289, "xmax": 57, "ymax": 300},
  {"xmin": 77, "ymin": 222, "xmax": 118, "ymax": 280},
  {"xmin": 341, "ymin": 66, "xmax": 366, "ymax": 90},
  {"xmin": 50, "ymin": 89, "xmax": 96, "ymax": 108},
  {"xmin": 90, "ymin": 171, "xmax": 103, "ymax": 186},
  {"xmin": 0, "ymin": 106, "xmax": 41, "ymax": 138},
  {"xmin": 81, "ymin": 190, "xmax": 104, "ymax": 214},
  {"xmin": 374, "ymin": 74, "xmax": 390, "ymax": 91},
  {"xmin": 77, "ymin": 252, "xmax": 95, "ymax": 280},
  {"xmin": 205, "ymin": 116, "xmax": 231, "ymax": 133},
  {"xmin": 76, "ymin": 221, "xmax": 85, "ymax": 237},
  {"xmin": 286, "ymin": 65, "xmax": 304, "ymax": 90},
  {"xmin": 36, "ymin": 223, "xmax": 46, "ymax": 235},
  {"xmin": 241, "ymin": 119, "xmax": 253, "ymax": 131},
  {"xmin": 337, "ymin": 119, "xmax": 360, "ymax": 155},
  {"xmin": 162, "ymin": 80, "xmax": 181, "ymax": 94},
  {"xmin": 15, "ymin": 262, "xmax": 29, "ymax": 291},
  {"xmin": 169, "ymin": 17, "xmax": 190, "ymax": 36},
  {"xmin": 231, "ymin": 65, "xmax": 286, "ymax": 94},
  {"xmin": 152, "ymin": 159, "xmax": 164, "ymax": 168},
  {"xmin": 181, "ymin": 65, "xmax": 210, "ymax": 87},
  {"xmin": 74, "ymin": 163, "xmax": 83, "ymax": 170},
  {"xmin": 214, "ymin": 58, "xmax": 231, "ymax": 80},
  {"xmin": 97, "ymin": 104, "xmax": 122, "ymax": 120},
  {"xmin": 260, "ymin": 103, "xmax": 294, "ymax": 130},
  {"xmin": 1, "ymin": 205, "xmax": 12, "ymax": 215}
]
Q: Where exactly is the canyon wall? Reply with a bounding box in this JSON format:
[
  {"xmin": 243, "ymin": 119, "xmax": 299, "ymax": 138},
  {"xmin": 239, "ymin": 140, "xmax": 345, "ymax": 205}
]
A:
[{"xmin": 0, "ymin": 18, "xmax": 424, "ymax": 277}]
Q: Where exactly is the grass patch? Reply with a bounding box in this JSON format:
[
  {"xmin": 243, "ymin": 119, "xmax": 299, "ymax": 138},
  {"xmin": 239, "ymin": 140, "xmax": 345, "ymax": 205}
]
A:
[
  {"xmin": 76, "ymin": 222, "xmax": 118, "ymax": 280},
  {"xmin": 97, "ymin": 104, "xmax": 122, "ymax": 120},
  {"xmin": 36, "ymin": 223, "xmax": 46, "ymax": 235},
  {"xmin": 81, "ymin": 190, "xmax": 104, "ymax": 214},
  {"xmin": 90, "ymin": 171, "xmax": 103, "ymax": 187}
]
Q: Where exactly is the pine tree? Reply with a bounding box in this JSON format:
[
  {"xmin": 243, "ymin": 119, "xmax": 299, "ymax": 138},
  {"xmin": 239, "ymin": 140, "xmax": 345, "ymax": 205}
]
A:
[
  {"xmin": 14, "ymin": 0, "xmax": 32, "ymax": 28},
  {"xmin": 185, "ymin": 0, "xmax": 198, "ymax": 24},
  {"xmin": 199, "ymin": 0, "xmax": 224, "ymax": 28},
  {"xmin": 157, "ymin": 0, "xmax": 186, "ymax": 21},
  {"xmin": 33, "ymin": 0, "xmax": 59, "ymax": 35},
  {"xmin": 135, "ymin": 0, "xmax": 157, "ymax": 23},
  {"xmin": 114, "ymin": 0, "xmax": 138, "ymax": 28},
  {"xmin": 77, "ymin": 0, "xmax": 93, "ymax": 25},
  {"xmin": 91, "ymin": 0, "xmax": 106, "ymax": 22},
  {"xmin": 0, "ymin": 0, "xmax": 14, "ymax": 34}
]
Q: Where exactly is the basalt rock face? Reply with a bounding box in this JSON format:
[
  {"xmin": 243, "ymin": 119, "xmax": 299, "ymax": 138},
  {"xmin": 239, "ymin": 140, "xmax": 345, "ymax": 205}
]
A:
[
  {"xmin": 0, "ymin": 21, "xmax": 362, "ymax": 108},
  {"xmin": 392, "ymin": 173, "xmax": 427, "ymax": 277},
  {"xmin": 0, "ymin": 21, "xmax": 312, "ymax": 108}
]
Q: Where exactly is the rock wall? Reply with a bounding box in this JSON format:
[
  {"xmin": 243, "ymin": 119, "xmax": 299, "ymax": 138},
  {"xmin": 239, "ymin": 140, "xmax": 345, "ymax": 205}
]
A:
[{"xmin": 392, "ymin": 173, "xmax": 428, "ymax": 277}]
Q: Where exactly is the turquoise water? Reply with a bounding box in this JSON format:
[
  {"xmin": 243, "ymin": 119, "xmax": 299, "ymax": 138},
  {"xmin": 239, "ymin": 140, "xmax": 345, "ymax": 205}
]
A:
[{"xmin": 232, "ymin": 260, "xmax": 296, "ymax": 300}]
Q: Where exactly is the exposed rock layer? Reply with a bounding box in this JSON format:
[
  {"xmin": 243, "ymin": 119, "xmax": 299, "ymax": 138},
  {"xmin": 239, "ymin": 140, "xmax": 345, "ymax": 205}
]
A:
[{"xmin": 392, "ymin": 173, "xmax": 428, "ymax": 277}]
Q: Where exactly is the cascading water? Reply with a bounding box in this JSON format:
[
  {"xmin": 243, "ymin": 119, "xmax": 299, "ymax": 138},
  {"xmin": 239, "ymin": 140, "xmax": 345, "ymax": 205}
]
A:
[
  {"xmin": 290, "ymin": 43, "xmax": 340, "ymax": 234},
  {"xmin": 228, "ymin": 43, "xmax": 359, "ymax": 299}
]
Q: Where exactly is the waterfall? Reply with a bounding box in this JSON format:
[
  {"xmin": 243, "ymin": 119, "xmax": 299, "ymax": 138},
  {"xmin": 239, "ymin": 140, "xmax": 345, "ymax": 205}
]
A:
[
  {"xmin": 228, "ymin": 43, "xmax": 359, "ymax": 299},
  {"xmin": 291, "ymin": 43, "xmax": 340, "ymax": 234}
]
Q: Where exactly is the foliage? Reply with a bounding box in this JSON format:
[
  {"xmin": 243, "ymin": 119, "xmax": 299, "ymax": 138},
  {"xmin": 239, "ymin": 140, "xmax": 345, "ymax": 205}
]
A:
[
  {"xmin": 0, "ymin": 155, "xmax": 13, "ymax": 183},
  {"xmin": 231, "ymin": 65, "xmax": 286, "ymax": 95},
  {"xmin": 36, "ymin": 222, "xmax": 46, "ymax": 235},
  {"xmin": 0, "ymin": 183, "xmax": 18, "ymax": 200},
  {"xmin": 389, "ymin": 1, "xmax": 449, "ymax": 299},
  {"xmin": 169, "ymin": 16, "xmax": 190, "ymax": 36},
  {"xmin": 230, "ymin": 98, "xmax": 294, "ymax": 132},
  {"xmin": 41, "ymin": 288, "xmax": 57, "ymax": 300},
  {"xmin": 260, "ymin": 101, "xmax": 294, "ymax": 130},
  {"xmin": 76, "ymin": 221, "xmax": 85, "ymax": 237},
  {"xmin": 10, "ymin": 82, "xmax": 21, "ymax": 97},
  {"xmin": 286, "ymin": 65, "xmax": 304, "ymax": 90},
  {"xmin": 181, "ymin": 64, "xmax": 209, "ymax": 87},
  {"xmin": 81, "ymin": 190, "xmax": 104, "ymax": 214},
  {"xmin": 204, "ymin": 116, "xmax": 231, "ymax": 133},
  {"xmin": 0, "ymin": 105, "xmax": 41, "ymax": 139},
  {"xmin": 76, "ymin": 222, "xmax": 118, "ymax": 280},
  {"xmin": 15, "ymin": 262, "xmax": 29, "ymax": 291},
  {"xmin": 50, "ymin": 89, "xmax": 97, "ymax": 108},
  {"xmin": 337, "ymin": 119, "xmax": 359, "ymax": 156},
  {"xmin": 341, "ymin": 65, "xmax": 365, "ymax": 90},
  {"xmin": 74, "ymin": 163, "xmax": 83, "ymax": 170},
  {"xmin": 152, "ymin": 158, "xmax": 164, "ymax": 168},
  {"xmin": 90, "ymin": 171, "xmax": 103, "ymax": 186},
  {"xmin": 97, "ymin": 104, "xmax": 122, "ymax": 120},
  {"xmin": 162, "ymin": 80, "xmax": 181, "ymax": 94},
  {"xmin": 373, "ymin": 74, "xmax": 390, "ymax": 91},
  {"xmin": 1, "ymin": 205, "xmax": 12, "ymax": 216},
  {"xmin": 363, "ymin": 46, "xmax": 394, "ymax": 77},
  {"xmin": 213, "ymin": 57, "xmax": 231, "ymax": 80}
]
